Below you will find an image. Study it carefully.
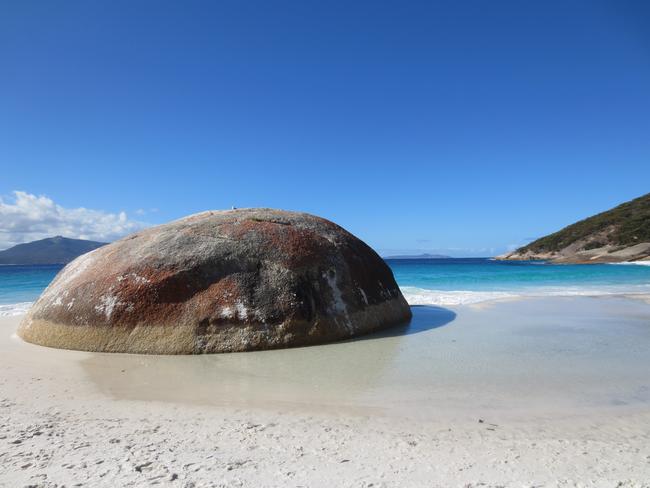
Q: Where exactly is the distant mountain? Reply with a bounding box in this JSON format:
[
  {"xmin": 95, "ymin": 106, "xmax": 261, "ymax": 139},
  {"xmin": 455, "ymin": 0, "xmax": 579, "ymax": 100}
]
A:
[
  {"xmin": 498, "ymin": 193, "xmax": 650, "ymax": 263},
  {"xmin": 384, "ymin": 253, "xmax": 452, "ymax": 260},
  {"xmin": 0, "ymin": 236, "xmax": 107, "ymax": 265}
]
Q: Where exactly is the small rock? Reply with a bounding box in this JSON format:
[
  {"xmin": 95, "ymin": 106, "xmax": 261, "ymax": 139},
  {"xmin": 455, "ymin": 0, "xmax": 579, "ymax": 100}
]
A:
[{"xmin": 135, "ymin": 461, "xmax": 152, "ymax": 472}]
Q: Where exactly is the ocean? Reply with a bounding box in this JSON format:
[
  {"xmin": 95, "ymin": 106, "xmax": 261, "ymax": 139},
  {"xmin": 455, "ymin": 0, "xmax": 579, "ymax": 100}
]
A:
[
  {"xmin": 0, "ymin": 264, "xmax": 63, "ymax": 315},
  {"xmin": 1, "ymin": 259, "xmax": 650, "ymax": 315},
  {"xmin": 388, "ymin": 258, "xmax": 650, "ymax": 305}
]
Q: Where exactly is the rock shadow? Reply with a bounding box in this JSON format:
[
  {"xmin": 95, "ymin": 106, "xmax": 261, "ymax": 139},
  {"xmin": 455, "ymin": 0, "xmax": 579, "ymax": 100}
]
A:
[{"xmin": 353, "ymin": 305, "xmax": 456, "ymax": 341}]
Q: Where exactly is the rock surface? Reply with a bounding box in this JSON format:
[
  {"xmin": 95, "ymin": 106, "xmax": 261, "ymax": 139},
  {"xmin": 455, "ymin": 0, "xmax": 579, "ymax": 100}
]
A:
[{"xmin": 19, "ymin": 209, "xmax": 411, "ymax": 354}]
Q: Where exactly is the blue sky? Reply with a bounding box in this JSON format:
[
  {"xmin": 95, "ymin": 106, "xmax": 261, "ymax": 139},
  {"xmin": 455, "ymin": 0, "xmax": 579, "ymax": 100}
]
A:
[{"xmin": 1, "ymin": 1, "xmax": 649, "ymax": 255}]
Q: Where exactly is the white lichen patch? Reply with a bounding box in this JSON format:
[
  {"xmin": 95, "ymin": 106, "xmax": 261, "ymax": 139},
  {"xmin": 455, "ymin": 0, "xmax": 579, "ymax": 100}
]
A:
[
  {"xmin": 377, "ymin": 280, "xmax": 393, "ymax": 300},
  {"xmin": 322, "ymin": 232, "xmax": 338, "ymax": 245},
  {"xmin": 44, "ymin": 290, "xmax": 69, "ymax": 310},
  {"xmin": 324, "ymin": 270, "xmax": 352, "ymax": 331},
  {"xmin": 253, "ymin": 308, "xmax": 269, "ymax": 323},
  {"xmin": 116, "ymin": 273, "xmax": 150, "ymax": 285},
  {"xmin": 235, "ymin": 302, "xmax": 249, "ymax": 320},
  {"xmin": 94, "ymin": 294, "xmax": 122, "ymax": 320},
  {"xmin": 358, "ymin": 287, "xmax": 369, "ymax": 305},
  {"xmin": 219, "ymin": 303, "xmax": 250, "ymax": 321}
]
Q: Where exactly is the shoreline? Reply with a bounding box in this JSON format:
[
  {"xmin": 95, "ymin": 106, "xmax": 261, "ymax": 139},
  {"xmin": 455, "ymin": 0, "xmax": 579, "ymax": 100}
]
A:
[
  {"xmin": 4, "ymin": 286, "xmax": 650, "ymax": 315},
  {"xmin": 2, "ymin": 296, "xmax": 650, "ymax": 485},
  {"xmin": 401, "ymin": 286, "xmax": 650, "ymax": 306}
]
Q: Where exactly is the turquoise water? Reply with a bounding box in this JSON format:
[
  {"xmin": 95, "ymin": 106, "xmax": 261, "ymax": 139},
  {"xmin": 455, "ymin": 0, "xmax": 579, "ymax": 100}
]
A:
[
  {"xmin": 388, "ymin": 258, "xmax": 650, "ymax": 305},
  {"xmin": 388, "ymin": 258, "xmax": 650, "ymax": 290},
  {"xmin": 0, "ymin": 265, "xmax": 63, "ymax": 305},
  {"xmin": 1, "ymin": 259, "xmax": 650, "ymax": 312}
]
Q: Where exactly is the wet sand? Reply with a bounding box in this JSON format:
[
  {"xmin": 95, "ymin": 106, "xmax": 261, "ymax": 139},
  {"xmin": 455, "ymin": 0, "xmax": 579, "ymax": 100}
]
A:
[{"xmin": 2, "ymin": 296, "xmax": 650, "ymax": 486}]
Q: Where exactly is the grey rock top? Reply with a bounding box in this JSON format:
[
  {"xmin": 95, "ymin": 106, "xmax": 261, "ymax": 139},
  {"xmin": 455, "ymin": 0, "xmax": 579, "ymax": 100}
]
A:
[{"xmin": 19, "ymin": 209, "xmax": 412, "ymax": 354}]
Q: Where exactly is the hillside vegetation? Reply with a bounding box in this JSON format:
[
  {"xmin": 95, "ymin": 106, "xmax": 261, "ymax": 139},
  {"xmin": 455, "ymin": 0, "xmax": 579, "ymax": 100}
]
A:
[{"xmin": 521, "ymin": 193, "xmax": 650, "ymax": 254}]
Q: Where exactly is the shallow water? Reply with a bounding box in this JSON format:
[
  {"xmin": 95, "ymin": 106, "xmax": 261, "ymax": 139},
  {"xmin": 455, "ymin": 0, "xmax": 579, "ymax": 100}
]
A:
[{"xmin": 73, "ymin": 296, "xmax": 650, "ymax": 419}]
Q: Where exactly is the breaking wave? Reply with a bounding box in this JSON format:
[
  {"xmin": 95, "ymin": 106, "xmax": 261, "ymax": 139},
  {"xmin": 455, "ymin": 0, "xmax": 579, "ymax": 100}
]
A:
[
  {"xmin": 400, "ymin": 285, "xmax": 650, "ymax": 306},
  {"xmin": 0, "ymin": 302, "xmax": 33, "ymax": 317}
]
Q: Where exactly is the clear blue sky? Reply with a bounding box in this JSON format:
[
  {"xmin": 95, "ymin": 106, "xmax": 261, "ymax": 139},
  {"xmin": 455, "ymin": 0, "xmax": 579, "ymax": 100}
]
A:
[{"xmin": 1, "ymin": 1, "xmax": 649, "ymax": 255}]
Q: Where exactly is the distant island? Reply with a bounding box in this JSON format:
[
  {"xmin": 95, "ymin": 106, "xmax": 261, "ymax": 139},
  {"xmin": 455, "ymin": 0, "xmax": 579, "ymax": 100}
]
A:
[
  {"xmin": 499, "ymin": 192, "xmax": 650, "ymax": 263},
  {"xmin": 0, "ymin": 236, "xmax": 106, "ymax": 265},
  {"xmin": 384, "ymin": 253, "xmax": 452, "ymax": 260}
]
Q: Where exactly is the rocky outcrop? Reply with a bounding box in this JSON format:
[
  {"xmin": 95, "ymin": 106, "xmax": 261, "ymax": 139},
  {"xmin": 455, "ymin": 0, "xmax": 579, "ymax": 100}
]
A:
[
  {"xmin": 19, "ymin": 209, "xmax": 411, "ymax": 354},
  {"xmin": 498, "ymin": 242, "xmax": 650, "ymax": 264}
]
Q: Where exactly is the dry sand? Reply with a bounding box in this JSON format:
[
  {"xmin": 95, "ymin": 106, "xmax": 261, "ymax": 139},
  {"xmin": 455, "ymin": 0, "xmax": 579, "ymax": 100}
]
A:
[{"xmin": 1, "ymin": 297, "xmax": 650, "ymax": 487}]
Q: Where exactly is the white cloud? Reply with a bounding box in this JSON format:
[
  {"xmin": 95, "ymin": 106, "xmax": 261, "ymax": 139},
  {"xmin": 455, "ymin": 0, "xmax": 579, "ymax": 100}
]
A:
[
  {"xmin": 135, "ymin": 207, "xmax": 159, "ymax": 216},
  {"xmin": 0, "ymin": 191, "xmax": 149, "ymax": 250}
]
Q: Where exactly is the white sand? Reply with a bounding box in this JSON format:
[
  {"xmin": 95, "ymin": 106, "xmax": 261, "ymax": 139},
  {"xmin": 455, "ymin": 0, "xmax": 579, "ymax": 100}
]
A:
[{"xmin": 2, "ymin": 297, "xmax": 650, "ymax": 487}]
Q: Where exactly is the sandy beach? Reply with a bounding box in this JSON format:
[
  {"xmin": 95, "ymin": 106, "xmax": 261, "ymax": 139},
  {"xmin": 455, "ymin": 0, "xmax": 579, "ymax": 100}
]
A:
[
  {"xmin": 3, "ymin": 0, "xmax": 650, "ymax": 485},
  {"xmin": 2, "ymin": 296, "xmax": 650, "ymax": 487}
]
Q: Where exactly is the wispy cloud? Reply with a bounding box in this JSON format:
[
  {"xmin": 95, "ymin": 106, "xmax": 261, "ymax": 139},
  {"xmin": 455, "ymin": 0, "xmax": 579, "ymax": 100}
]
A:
[
  {"xmin": 135, "ymin": 207, "xmax": 159, "ymax": 216},
  {"xmin": 0, "ymin": 191, "xmax": 148, "ymax": 250}
]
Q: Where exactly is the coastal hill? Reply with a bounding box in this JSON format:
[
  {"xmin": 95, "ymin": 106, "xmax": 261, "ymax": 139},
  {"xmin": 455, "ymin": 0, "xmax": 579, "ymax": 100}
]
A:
[
  {"xmin": 499, "ymin": 193, "xmax": 650, "ymax": 263},
  {"xmin": 0, "ymin": 236, "xmax": 106, "ymax": 265}
]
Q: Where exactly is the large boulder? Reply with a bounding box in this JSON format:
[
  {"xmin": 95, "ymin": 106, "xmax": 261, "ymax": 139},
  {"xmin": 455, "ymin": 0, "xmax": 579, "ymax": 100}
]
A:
[{"xmin": 19, "ymin": 209, "xmax": 411, "ymax": 354}]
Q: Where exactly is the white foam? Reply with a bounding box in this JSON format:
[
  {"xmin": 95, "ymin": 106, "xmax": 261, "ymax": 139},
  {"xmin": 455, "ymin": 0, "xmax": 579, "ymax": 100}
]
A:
[
  {"xmin": 0, "ymin": 302, "xmax": 33, "ymax": 316},
  {"xmin": 610, "ymin": 261, "xmax": 650, "ymax": 266},
  {"xmin": 400, "ymin": 287, "xmax": 517, "ymax": 306},
  {"xmin": 400, "ymin": 285, "xmax": 650, "ymax": 306}
]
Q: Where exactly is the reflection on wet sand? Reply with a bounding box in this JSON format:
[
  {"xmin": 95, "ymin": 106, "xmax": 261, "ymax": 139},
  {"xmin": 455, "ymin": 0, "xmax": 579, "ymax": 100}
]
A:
[
  {"xmin": 76, "ymin": 296, "xmax": 650, "ymax": 419},
  {"xmin": 80, "ymin": 306, "xmax": 456, "ymax": 411}
]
